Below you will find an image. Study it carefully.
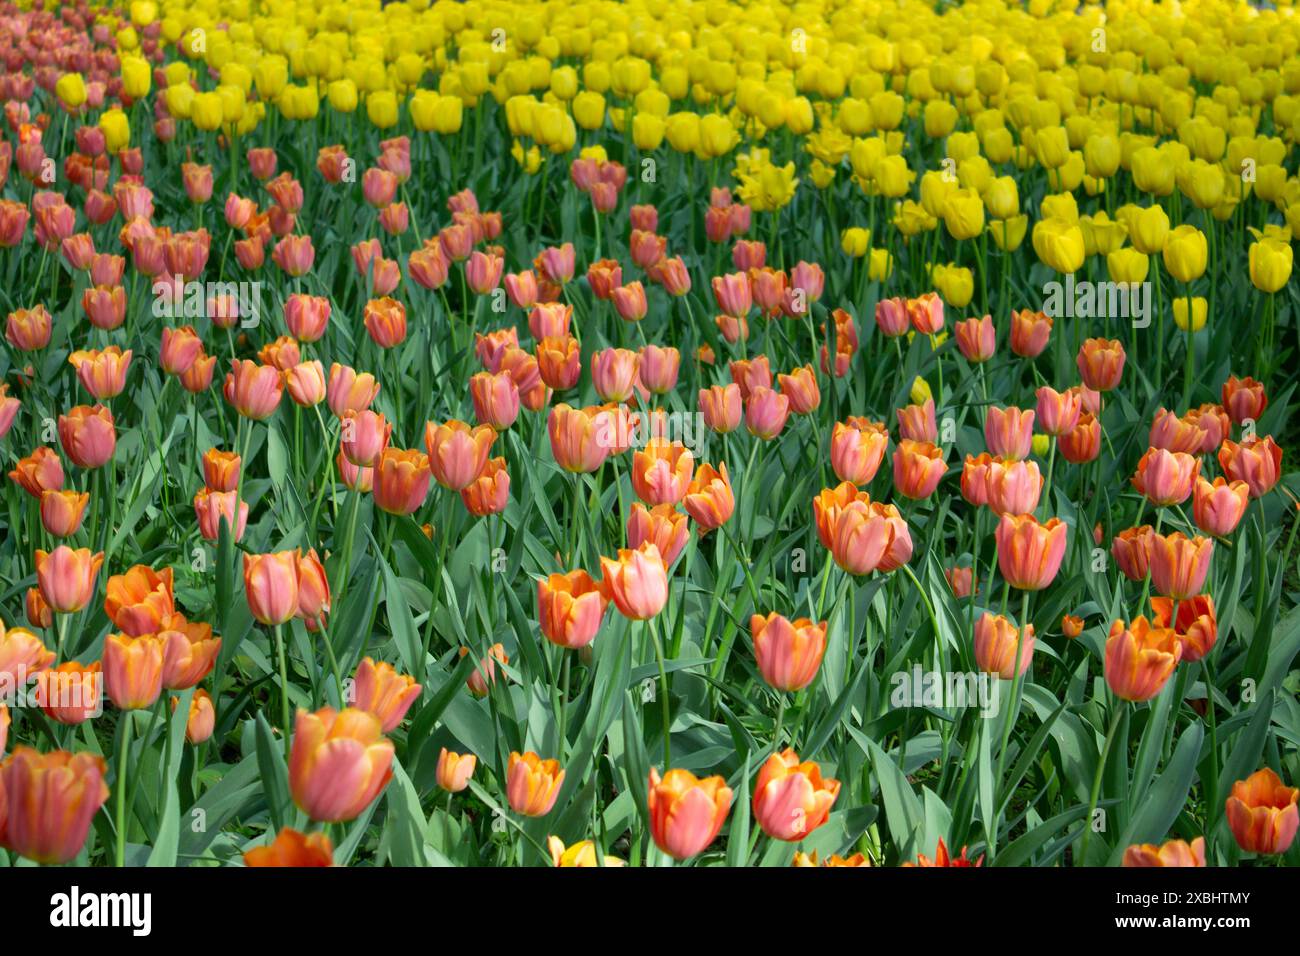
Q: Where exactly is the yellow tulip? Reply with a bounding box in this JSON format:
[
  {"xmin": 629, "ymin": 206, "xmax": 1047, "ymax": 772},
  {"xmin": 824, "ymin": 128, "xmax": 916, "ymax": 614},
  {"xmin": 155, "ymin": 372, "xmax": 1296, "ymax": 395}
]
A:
[
  {"xmin": 1107, "ymin": 248, "xmax": 1150, "ymax": 285},
  {"xmin": 1127, "ymin": 204, "xmax": 1170, "ymax": 255},
  {"xmin": 121, "ymin": 57, "xmax": 151, "ymax": 99},
  {"xmin": 868, "ymin": 248, "xmax": 893, "ymax": 281},
  {"xmin": 982, "ymin": 176, "xmax": 1019, "ymax": 219},
  {"xmin": 99, "ymin": 108, "xmax": 130, "ymax": 153},
  {"xmin": 1032, "ymin": 218, "xmax": 1086, "ymax": 274},
  {"xmin": 191, "ymin": 92, "xmax": 225, "ymax": 131},
  {"xmin": 1248, "ymin": 238, "xmax": 1293, "ymax": 293},
  {"xmin": 989, "ymin": 215, "xmax": 1028, "ymax": 251},
  {"xmin": 1172, "ymin": 297, "xmax": 1208, "ymax": 332},
  {"xmin": 328, "ymin": 79, "xmax": 358, "ymax": 114},
  {"xmin": 55, "ymin": 73, "xmax": 87, "ymax": 110},
  {"xmin": 840, "ymin": 227, "xmax": 871, "ymax": 258},
  {"xmin": 1162, "ymin": 225, "xmax": 1208, "ymax": 283},
  {"xmin": 366, "ymin": 91, "xmax": 399, "ymax": 129},
  {"xmin": 572, "ymin": 91, "xmax": 606, "ymax": 130},
  {"xmin": 942, "ymin": 189, "xmax": 984, "ymax": 241}
]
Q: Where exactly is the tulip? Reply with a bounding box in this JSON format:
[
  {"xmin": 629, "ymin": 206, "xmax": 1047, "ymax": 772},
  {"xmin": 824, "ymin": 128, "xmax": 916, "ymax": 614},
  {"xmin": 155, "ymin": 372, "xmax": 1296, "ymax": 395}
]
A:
[
  {"xmin": 352, "ymin": 658, "xmax": 421, "ymax": 733},
  {"xmin": 1035, "ymin": 386, "xmax": 1081, "ymax": 437},
  {"xmin": 752, "ymin": 749, "xmax": 840, "ymax": 841},
  {"xmin": 1110, "ymin": 525, "xmax": 1154, "ymax": 581},
  {"xmin": 830, "ymin": 418, "xmax": 888, "ymax": 486},
  {"xmin": 33, "ymin": 662, "xmax": 103, "ymax": 725},
  {"xmin": 506, "ymin": 751, "xmax": 565, "ymax": 817},
  {"xmin": 243, "ymin": 828, "xmax": 333, "ymax": 867},
  {"xmin": 549, "ymin": 404, "xmax": 611, "ymax": 473},
  {"xmin": 8, "ymin": 448, "xmax": 64, "ymax": 498},
  {"xmin": 102, "ymin": 632, "xmax": 165, "ymax": 709},
  {"xmin": 529, "ymin": 302, "xmax": 572, "ymax": 339},
  {"xmin": 985, "ymin": 458, "xmax": 1043, "ymax": 516},
  {"xmin": 1225, "ymin": 768, "xmax": 1299, "ymax": 855},
  {"xmin": 223, "ymin": 360, "xmax": 283, "ymax": 420},
  {"xmin": 35, "ymin": 547, "xmax": 104, "ymax": 614},
  {"xmin": 58, "ymin": 405, "xmax": 116, "ymax": 469},
  {"xmin": 1032, "ymin": 217, "xmax": 1085, "ymax": 274},
  {"xmin": 627, "ymin": 502, "xmax": 691, "ymax": 566},
  {"xmin": 1122, "ymin": 837, "xmax": 1206, "ymax": 868},
  {"xmin": 424, "ymin": 420, "xmax": 495, "ymax": 491},
  {"xmin": 591, "ymin": 348, "xmax": 640, "ymax": 403},
  {"xmin": 647, "ymin": 767, "xmax": 733, "ymax": 859},
  {"xmin": 68, "ymin": 347, "xmax": 131, "ymax": 399},
  {"xmin": 1131, "ymin": 447, "xmax": 1199, "ymax": 507},
  {"xmin": 1220, "ymin": 376, "xmax": 1267, "ymax": 425},
  {"xmin": 712, "ymin": 272, "xmax": 752, "ymax": 317},
  {"xmin": 892, "ymin": 440, "xmax": 947, "ymax": 499},
  {"xmin": 462, "ymin": 643, "xmax": 508, "ymax": 697},
  {"xmin": 995, "ymin": 514, "xmax": 1067, "ymax": 590},
  {"xmin": 0, "ymin": 627, "xmax": 55, "ymax": 686},
  {"xmin": 289, "ymin": 707, "xmax": 394, "ymax": 822},
  {"xmin": 1059, "ymin": 411, "xmax": 1101, "ymax": 464},
  {"xmin": 906, "ymin": 292, "xmax": 944, "ymax": 334},
  {"xmin": 599, "ymin": 540, "xmax": 670, "ymax": 620},
  {"xmin": 954, "ymin": 314, "xmax": 996, "ymax": 362},
  {"xmin": 1248, "ymin": 238, "xmax": 1293, "ymax": 293},
  {"xmin": 536, "ymin": 335, "xmax": 582, "ymax": 391},
  {"xmin": 985, "ymin": 406, "xmax": 1035, "ymax": 460},
  {"xmin": 1150, "ymin": 594, "xmax": 1217, "ymax": 663},
  {"xmin": 373, "ymin": 448, "xmax": 432, "ymax": 516},
  {"xmin": 243, "ymin": 551, "xmax": 300, "ymax": 626},
  {"xmin": 1147, "ymin": 531, "xmax": 1213, "ymax": 599},
  {"xmin": 698, "ymin": 384, "xmax": 743, "ymax": 434},
  {"xmin": 829, "ymin": 499, "xmax": 900, "ymax": 575},
  {"xmin": 896, "ymin": 398, "xmax": 937, "ymax": 443},
  {"xmin": 159, "ymin": 617, "xmax": 221, "ymax": 689},
  {"xmin": 39, "ymin": 489, "xmax": 89, "ymax": 538},
  {"xmin": 683, "ymin": 462, "xmax": 735, "ymax": 533},
  {"xmin": 778, "ymin": 365, "xmax": 821, "ymax": 415},
  {"xmin": 1076, "ymin": 338, "xmax": 1125, "ymax": 391},
  {"xmin": 103, "ymin": 565, "xmax": 174, "ymax": 637},
  {"xmin": 0, "ymin": 748, "xmax": 110, "ymax": 864},
  {"xmin": 751, "ymin": 613, "xmax": 827, "ymax": 691},
  {"xmin": 1009, "ymin": 308, "xmax": 1052, "ymax": 358},
  {"xmin": 1105, "ymin": 617, "xmax": 1182, "ymax": 701},
  {"xmin": 631, "ymin": 438, "xmax": 694, "ymax": 506},
  {"xmin": 745, "ymin": 386, "xmax": 790, "ymax": 440},
  {"xmin": 1193, "ymin": 477, "xmax": 1249, "ymax": 537},
  {"xmin": 436, "ymin": 748, "xmax": 477, "ymax": 794},
  {"xmin": 1162, "ymin": 225, "xmax": 1208, "ymax": 283},
  {"xmin": 1149, "ymin": 408, "xmax": 1206, "ymax": 454},
  {"xmin": 611, "ymin": 282, "xmax": 648, "ymax": 322},
  {"xmin": 874, "ymin": 297, "xmax": 909, "ymax": 337},
  {"xmin": 191, "ymin": 486, "xmax": 247, "ymax": 541},
  {"xmin": 538, "ymin": 570, "xmax": 607, "ymax": 650},
  {"xmin": 5, "ymin": 305, "xmax": 52, "ymax": 351},
  {"xmin": 973, "ymin": 612, "xmax": 1035, "ymax": 679},
  {"xmin": 549, "ymin": 836, "xmax": 626, "ymax": 868},
  {"xmin": 1218, "ymin": 436, "xmax": 1283, "ymax": 498}
]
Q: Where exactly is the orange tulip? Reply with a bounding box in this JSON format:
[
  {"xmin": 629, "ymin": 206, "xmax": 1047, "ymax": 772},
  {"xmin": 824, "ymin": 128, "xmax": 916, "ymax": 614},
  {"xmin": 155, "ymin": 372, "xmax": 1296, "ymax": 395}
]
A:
[
  {"xmin": 627, "ymin": 502, "xmax": 690, "ymax": 566},
  {"xmin": 599, "ymin": 543, "xmax": 669, "ymax": 620},
  {"xmin": 35, "ymin": 546, "xmax": 103, "ymax": 613},
  {"xmin": 778, "ymin": 365, "xmax": 820, "ymax": 414},
  {"xmin": 1076, "ymin": 337, "xmax": 1125, "ymax": 391},
  {"xmin": 1147, "ymin": 531, "xmax": 1213, "ymax": 599},
  {"xmin": 954, "ymin": 314, "xmax": 996, "ymax": 362},
  {"xmin": 1058, "ymin": 411, "xmax": 1101, "ymax": 464},
  {"xmin": 289, "ymin": 707, "xmax": 394, "ymax": 822},
  {"xmin": 985, "ymin": 458, "xmax": 1043, "ymax": 516},
  {"xmin": 352, "ymin": 657, "xmax": 421, "ymax": 733},
  {"xmin": 374, "ymin": 447, "xmax": 432, "ymax": 516},
  {"xmin": 1104, "ymin": 616, "xmax": 1182, "ymax": 701},
  {"xmin": 68, "ymin": 346, "xmax": 131, "ymax": 399},
  {"xmin": 631, "ymin": 438, "xmax": 694, "ymax": 506},
  {"xmin": 39, "ymin": 489, "xmax": 89, "ymax": 538},
  {"xmin": 102, "ymin": 631, "xmax": 165, "ymax": 710},
  {"xmin": 194, "ymin": 488, "xmax": 249, "ymax": 541},
  {"xmin": 647, "ymin": 767, "xmax": 732, "ymax": 860},
  {"xmin": 984, "ymin": 405, "xmax": 1035, "ymax": 461},
  {"xmin": 1149, "ymin": 408, "xmax": 1206, "ymax": 455},
  {"xmin": 1009, "ymin": 308, "xmax": 1051, "ymax": 358},
  {"xmin": 1150, "ymin": 594, "xmax": 1217, "ymax": 662},
  {"xmin": 946, "ymin": 566, "xmax": 975, "ymax": 598},
  {"xmin": 223, "ymin": 359, "xmax": 283, "ymax": 420},
  {"xmin": 538, "ymin": 570, "xmax": 608, "ymax": 650},
  {"xmin": 506, "ymin": 751, "xmax": 565, "ymax": 817},
  {"xmin": 1224, "ymin": 768, "xmax": 1299, "ymax": 855},
  {"xmin": 973, "ymin": 612, "xmax": 1035, "ymax": 679},
  {"xmin": 0, "ymin": 748, "xmax": 110, "ymax": 864},
  {"xmin": 892, "ymin": 439, "xmax": 947, "ymax": 499},
  {"xmin": 1122, "ymin": 837, "xmax": 1206, "ymax": 867},
  {"xmin": 896, "ymin": 397, "xmax": 937, "ymax": 443},
  {"xmin": 1220, "ymin": 375, "xmax": 1266, "ymax": 425},
  {"xmin": 995, "ymin": 513, "xmax": 1067, "ymax": 590},
  {"xmin": 751, "ymin": 613, "xmax": 827, "ymax": 691},
  {"xmin": 326, "ymin": 363, "xmax": 381, "ymax": 417},
  {"xmin": 1131, "ymin": 447, "xmax": 1199, "ymax": 506},
  {"xmin": 422, "ymin": 420, "xmax": 494, "ymax": 490},
  {"xmin": 830, "ymin": 417, "xmax": 887, "ymax": 485},
  {"xmin": 548, "ymin": 404, "xmax": 612, "ymax": 473},
  {"xmin": 744, "ymin": 386, "xmax": 790, "ymax": 440},
  {"xmin": 460, "ymin": 643, "xmax": 509, "ymax": 697},
  {"xmin": 58, "ymin": 404, "xmax": 116, "ymax": 468},
  {"xmin": 103, "ymin": 565, "xmax": 174, "ymax": 637},
  {"xmin": 8, "ymin": 447, "xmax": 64, "ymax": 497},
  {"xmin": 201, "ymin": 448, "xmax": 241, "ymax": 492},
  {"xmin": 752, "ymin": 749, "xmax": 840, "ymax": 841},
  {"xmin": 1061, "ymin": 614, "xmax": 1084, "ymax": 638},
  {"xmin": 1035, "ymin": 386, "xmax": 1081, "ymax": 437},
  {"xmin": 0, "ymin": 626, "xmax": 55, "ymax": 686},
  {"xmin": 1218, "ymin": 436, "xmax": 1283, "ymax": 499},
  {"xmin": 469, "ymin": 370, "xmax": 520, "ymax": 430},
  {"xmin": 182, "ymin": 688, "xmax": 216, "ymax": 743},
  {"xmin": 536, "ymin": 335, "xmax": 581, "ymax": 391},
  {"xmin": 159, "ymin": 617, "xmax": 221, "ymax": 689},
  {"xmin": 682, "ymin": 462, "xmax": 734, "ymax": 533},
  {"xmin": 243, "ymin": 551, "xmax": 301, "ymax": 626},
  {"xmin": 1193, "ymin": 477, "xmax": 1249, "ymax": 537},
  {"xmin": 698, "ymin": 383, "xmax": 743, "ymax": 434},
  {"xmin": 436, "ymin": 748, "xmax": 477, "ymax": 793},
  {"xmin": 1111, "ymin": 525, "xmax": 1154, "ymax": 581},
  {"xmin": 243, "ymin": 828, "xmax": 334, "ymax": 867},
  {"xmin": 32, "ymin": 661, "xmax": 102, "ymax": 725},
  {"xmin": 340, "ymin": 408, "xmax": 392, "ymax": 468}
]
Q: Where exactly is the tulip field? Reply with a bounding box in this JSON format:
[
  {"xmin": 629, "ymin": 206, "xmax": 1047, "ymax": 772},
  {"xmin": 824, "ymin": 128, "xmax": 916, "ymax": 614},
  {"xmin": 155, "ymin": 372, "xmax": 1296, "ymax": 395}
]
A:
[{"xmin": 2, "ymin": 0, "xmax": 1300, "ymax": 874}]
